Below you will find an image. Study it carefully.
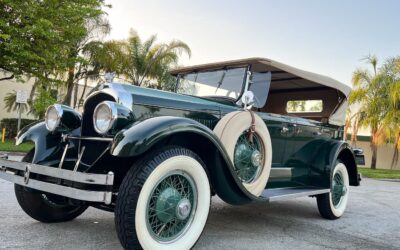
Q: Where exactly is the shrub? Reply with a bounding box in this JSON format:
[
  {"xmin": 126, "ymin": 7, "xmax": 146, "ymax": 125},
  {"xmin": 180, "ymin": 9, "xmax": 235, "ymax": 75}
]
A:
[{"xmin": 0, "ymin": 118, "xmax": 38, "ymax": 139}]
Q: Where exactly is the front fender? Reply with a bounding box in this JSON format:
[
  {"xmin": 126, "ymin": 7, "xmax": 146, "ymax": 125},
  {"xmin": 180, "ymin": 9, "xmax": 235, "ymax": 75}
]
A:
[
  {"xmin": 16, "ymin": 121, "xmax": 79, "ymax": 165},
  {"xmin": 111, "ymin": 116, "xmax": 218, "ymax": 157},
  {"xmin": 110, "ymin": 116, "xmax": 262, "ymax": 204}
]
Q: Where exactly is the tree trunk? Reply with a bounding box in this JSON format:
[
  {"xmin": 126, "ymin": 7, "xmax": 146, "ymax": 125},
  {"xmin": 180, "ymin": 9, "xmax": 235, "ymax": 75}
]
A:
[
  {"xmin": 370, "ymin": 144, "xmax": 378, "ymax": 169},
  {"xmin": 78, "ymin": 76, "xmax": 89, "ymax": 108},
  {"xmin": 72, "ymin": 82, "xmax": 79, "ymax": 108},
  {"xmin": 351, "ymin": 118, "xmax": 359, "ymax": 147},
  {"xmin": 370, "ymin": 128, "xmax": 378, "ymax": 169},
  {"xmin": 391, "ymin": 133, "xmax": 400, "ymax": 169},
  {"xmin": 29, "ymin": 79, "xmax": 40, "ymax": 100},
  {"xmin": 63, "ymin": 67, "xmax": 75, "ymax": 105},
  {"xmin": 344, "ymin": 118, "xmax": 350, "ymax": 141}
]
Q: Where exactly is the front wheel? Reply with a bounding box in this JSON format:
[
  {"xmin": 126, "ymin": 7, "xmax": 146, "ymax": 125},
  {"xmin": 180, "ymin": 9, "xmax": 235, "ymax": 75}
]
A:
[
  {"xmin": 316, "ymin": 161, "xmax": 350, "ymax": 219},
  {"xmin": 115, "ymin": 147, "xmax": 211, "ymax": 250}
]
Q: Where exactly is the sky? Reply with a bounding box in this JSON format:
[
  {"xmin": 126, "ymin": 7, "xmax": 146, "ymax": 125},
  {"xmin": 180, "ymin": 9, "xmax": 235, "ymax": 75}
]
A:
[{"xmin": 105, "ymin": 0, "xmax": 400, "ymax": 86}]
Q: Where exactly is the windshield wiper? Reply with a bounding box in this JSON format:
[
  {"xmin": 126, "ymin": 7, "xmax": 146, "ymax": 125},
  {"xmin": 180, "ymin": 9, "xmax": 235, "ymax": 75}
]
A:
[{"xmin": 214, "ymin": 70, "xmax": 226, "ymax": 93}]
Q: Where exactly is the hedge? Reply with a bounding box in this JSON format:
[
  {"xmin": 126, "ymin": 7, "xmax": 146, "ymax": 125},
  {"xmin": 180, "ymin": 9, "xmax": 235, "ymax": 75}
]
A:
[{"xmin": 0, "ymin": 118, "xmax": 38, "ymax": 138}]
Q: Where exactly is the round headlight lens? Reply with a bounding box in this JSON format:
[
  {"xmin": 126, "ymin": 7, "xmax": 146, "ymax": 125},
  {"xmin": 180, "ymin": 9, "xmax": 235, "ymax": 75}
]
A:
[
  {"xmin": 93, "ymin": 102, "xmax": 113, "ymax": 134},
  {"xmin": 45, "ymin": 105, "xmax": 62, "ymax": 132}
]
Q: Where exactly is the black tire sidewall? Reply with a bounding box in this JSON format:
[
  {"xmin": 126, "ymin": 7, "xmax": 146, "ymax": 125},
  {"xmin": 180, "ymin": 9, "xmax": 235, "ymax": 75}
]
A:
[{"xmin": 14, "ymin": 149, "xmax": 88, "ymax": 223}]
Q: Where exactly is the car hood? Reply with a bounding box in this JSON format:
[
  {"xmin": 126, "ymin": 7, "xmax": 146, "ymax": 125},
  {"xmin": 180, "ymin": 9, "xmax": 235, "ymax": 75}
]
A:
[{"xmin": 95, "ymin": 83, "xmax": 237, "ymax": 112}]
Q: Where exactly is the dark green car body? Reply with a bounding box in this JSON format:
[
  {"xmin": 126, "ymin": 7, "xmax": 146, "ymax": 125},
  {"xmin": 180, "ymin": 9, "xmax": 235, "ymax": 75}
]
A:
[{"xmin": 17, "ymin": 83, "xmax": 360, "ymax": 205}]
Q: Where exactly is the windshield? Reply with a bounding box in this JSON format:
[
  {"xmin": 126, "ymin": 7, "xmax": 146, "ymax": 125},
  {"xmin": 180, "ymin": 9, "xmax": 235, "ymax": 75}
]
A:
[{"xmin": 176, "ymin": 67, "xmax": 247, "ymax": 100}]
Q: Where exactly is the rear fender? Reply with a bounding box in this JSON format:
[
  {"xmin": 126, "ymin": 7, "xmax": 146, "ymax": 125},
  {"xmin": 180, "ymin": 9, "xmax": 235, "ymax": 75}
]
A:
[{"xmin": 310, "ymin": 140, "xmax": 359, "ymax": 188}]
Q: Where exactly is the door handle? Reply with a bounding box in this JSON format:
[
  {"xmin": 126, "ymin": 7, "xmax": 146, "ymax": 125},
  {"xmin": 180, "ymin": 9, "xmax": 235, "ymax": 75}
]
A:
[
  {"xmin": 313, "ymin": 131, "xmax": 322, "ymax": 136},
  {"xmin": 281, "ymin": 127, "xmax": 289, "ymax": 133}
]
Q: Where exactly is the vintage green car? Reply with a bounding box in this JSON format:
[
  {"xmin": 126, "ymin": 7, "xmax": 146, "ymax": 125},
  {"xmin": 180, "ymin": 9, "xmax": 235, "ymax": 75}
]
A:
[{"xmin": 0, "ymin": 58, "xmax": 363, "ymax": 249}]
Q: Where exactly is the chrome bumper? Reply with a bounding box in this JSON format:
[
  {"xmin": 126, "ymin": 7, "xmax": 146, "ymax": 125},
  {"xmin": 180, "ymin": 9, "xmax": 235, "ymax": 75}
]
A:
[{"xmin": 0, "ymin": 158, "xmax": 114, "ymax": 204}]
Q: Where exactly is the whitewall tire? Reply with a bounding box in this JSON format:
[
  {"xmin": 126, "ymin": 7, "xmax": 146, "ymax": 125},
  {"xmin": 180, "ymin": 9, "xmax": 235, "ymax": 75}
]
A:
[
  {"xmin": 317, "ymin": 162, "xmax": 350, "ymax": 219},
  {"xmin": 213, "ymin": 111, "xmax": 272, "ymax": 196},
  {"xmin": 115, "ymin": 147, "xmax": 211, "ymax": 250}
]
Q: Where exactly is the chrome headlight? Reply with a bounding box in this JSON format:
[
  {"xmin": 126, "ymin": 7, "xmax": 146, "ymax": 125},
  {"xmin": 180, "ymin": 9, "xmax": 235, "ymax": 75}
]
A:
[
  {"xmin": 45, "ymin": 105, "xmax": 62, "ymax": 132},
  {"xmin": 93, "ymin": 101, "xmax": 134, "ymax": 135},
  {"xmin": 93, "ymin": 102, "xmax": 114, "ymax": 134},
  {"xmin": 45, "ymin": 104, "xmax": 81, "ymax": 132}
]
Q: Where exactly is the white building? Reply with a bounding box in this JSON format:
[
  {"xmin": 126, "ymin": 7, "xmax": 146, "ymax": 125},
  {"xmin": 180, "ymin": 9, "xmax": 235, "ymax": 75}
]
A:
[{"xmin": 0, "ymin": 73, "xmax": 95, "ymax": 120}]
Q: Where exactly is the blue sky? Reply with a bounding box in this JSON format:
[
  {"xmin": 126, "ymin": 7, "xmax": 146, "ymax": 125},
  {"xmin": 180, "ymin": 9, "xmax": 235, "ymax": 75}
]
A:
[{"xmin": 107, "ymin": 0, "xmax": 400, "ymax": 86}]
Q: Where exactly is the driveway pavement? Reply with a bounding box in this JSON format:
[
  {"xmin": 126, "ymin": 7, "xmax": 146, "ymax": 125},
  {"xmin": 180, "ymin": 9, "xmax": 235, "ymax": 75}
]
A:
[{"xmin": 0, "ymin": 155, "xmax": 399, "ymax": 249}]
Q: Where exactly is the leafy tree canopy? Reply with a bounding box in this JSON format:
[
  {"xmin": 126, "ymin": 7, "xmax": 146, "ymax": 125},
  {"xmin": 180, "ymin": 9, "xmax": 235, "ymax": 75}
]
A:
[{"xmin": 0, "ymin": 0, "xmax": 109, "ymax": 82}]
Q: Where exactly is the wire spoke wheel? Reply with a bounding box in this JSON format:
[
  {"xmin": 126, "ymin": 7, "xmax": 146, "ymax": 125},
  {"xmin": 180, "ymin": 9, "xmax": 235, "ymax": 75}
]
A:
[
  {"xmin": 146, "ymin": 171, "xmax": 197, "ymax": 243},
  {"xmin": 331, "ymin": 171, "xmax": 346, "ymax": 208},
  {"xmin": 233, "ymin": 131, "xmax": 265, "ymax": 183}
]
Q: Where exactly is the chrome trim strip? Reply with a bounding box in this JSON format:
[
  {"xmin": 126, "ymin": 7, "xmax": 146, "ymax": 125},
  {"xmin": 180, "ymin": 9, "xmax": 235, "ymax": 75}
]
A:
[
  {"xmin": 269, "ymin": 168, "xmax": 293, "ymax": 178},
  {"xmin": 73, "ymin": 146, "xmax": 85, "ymax": 172},
  {"xmin": 0, "ymin": 171, "xmax": 112, "ymax": 204},
  {"xmin": 0, "ymin": 158, "xmax": 114, "ymax": 204},
  {"xmin": 244, "ymin": 70, "xmax": 252, "ymax": 92},
  {"xmin": 83, "ymin": 84, "xmax": 133, "ymax": 111},
  {"xmin": 267, "ymin": 189, "xmax": 330, "ymax": 202},
  {"xmin": 0, "ymin": 159, "xmax": 112, "ymax": 185},
  {"xmin": 66, "ymin": 136, "xmax": 113, "ymax": 142},
  {"xmin": 58, "ymin": 144, "xmax": 69, "ymax": 169}
]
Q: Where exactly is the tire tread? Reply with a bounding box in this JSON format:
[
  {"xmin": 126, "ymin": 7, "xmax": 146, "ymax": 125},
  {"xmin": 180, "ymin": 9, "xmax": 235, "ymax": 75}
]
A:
[{"xmin": 115, "ymin": 146, "xmax": 208, "ymax": 250}]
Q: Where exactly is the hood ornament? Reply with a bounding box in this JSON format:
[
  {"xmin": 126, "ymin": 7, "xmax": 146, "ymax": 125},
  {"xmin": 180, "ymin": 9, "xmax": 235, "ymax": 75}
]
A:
[{"xmin": 105, "ymin": 72, "xmax": 115, "ymax": 83}]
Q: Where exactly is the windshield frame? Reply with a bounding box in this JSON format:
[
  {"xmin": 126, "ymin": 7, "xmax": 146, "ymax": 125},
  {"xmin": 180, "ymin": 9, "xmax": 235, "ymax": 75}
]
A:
[{"xmin": 175, "ymin": 65, "xmax": 250, "ymax": 103}]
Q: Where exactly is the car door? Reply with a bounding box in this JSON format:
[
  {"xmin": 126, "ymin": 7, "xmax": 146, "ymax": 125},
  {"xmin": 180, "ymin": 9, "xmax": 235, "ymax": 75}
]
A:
[
  {"xmin": 258, "ymin": 113, "xmax": 295, "ymax": 188},
  {"xmin": 284, "ymin": 120, "xmax": 314, "ymax": 186},
  {"xmin": 284, "ymin": 118, "xmax": 330, "ymax": 187}
]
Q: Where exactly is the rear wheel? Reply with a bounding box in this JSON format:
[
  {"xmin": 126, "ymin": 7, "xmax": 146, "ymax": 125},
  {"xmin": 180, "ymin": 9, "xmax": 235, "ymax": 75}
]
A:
[
  {"xmin": 14, "ymin": 149, "xmax": 88, "ymax": 223},
  {"xmin": 115, "ymin": 147, "xmax": 211, "ymax": 250},
  {"xmin": 316, "ymin": 161, "xmax": 350, "ymax": 219}
]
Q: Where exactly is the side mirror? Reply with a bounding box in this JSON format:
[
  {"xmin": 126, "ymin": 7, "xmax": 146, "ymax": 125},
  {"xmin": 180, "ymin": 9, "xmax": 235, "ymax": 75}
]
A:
[{"xmin": 241, "ymin": 91, "xmax": 254, "ymax": 109}]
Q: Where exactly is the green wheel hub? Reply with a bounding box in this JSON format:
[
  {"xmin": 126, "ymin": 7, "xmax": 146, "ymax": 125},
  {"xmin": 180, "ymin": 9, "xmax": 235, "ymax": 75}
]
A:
[
  {"xmin": 332, "ymin": 171, "xmax": 347, "ymax": 208},
  {"xmin": 234, "ymin": 131, "xmax": 265, "ymax": 183},
  {"xmin": 146, "ymin": 171, "xmax": 197, "ymax": 242}
]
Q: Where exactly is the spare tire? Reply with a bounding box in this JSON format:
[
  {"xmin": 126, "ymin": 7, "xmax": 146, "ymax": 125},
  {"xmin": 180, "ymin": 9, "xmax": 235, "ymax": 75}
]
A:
[{"xmin": 214, "ymin": 111, "xmax": 272, "ymax": 196}]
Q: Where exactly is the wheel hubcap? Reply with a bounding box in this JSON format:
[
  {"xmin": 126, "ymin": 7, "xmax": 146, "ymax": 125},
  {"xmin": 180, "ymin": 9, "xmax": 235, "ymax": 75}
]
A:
[
  {"xmin": 176, "ymin": 198, "xmax": 191, "ymax": 220},
  {"xmin": 332, "ymin": 171, "xmax": 346, "ymax": 208},
  {"xmin": 146, "ymin": 171, "xmax": 197, "ymax": 242},
  {"xmin": 251, "ymin": 150, "xmax": 262, "ymax": 167},
  {"xmin": 234, "ymin": 131, "xmax": 265, "ymax": 183}
]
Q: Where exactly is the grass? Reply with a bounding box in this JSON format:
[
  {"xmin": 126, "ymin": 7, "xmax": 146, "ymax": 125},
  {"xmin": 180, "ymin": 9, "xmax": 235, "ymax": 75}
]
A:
[
  {"xmin": 0, "ymin": 139, "xmax": 34, "ymax": 153},
  {"xmin": 358, "ymin": 167, "xmax": 400, "ymax": 179}
]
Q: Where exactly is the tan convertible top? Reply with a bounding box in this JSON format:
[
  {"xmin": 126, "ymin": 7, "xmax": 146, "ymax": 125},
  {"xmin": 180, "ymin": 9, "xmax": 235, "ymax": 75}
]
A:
[
  {"xmin": 171, "ymin": 57, "xmax": 351, "ymax": 126},
  {"xmin": 170, "ymin": 57, "xmax": 351, "ymax": 97}
]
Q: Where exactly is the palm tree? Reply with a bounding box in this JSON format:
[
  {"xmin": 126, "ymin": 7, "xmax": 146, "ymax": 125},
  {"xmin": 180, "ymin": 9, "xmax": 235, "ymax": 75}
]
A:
[
  {"xmin": 381, "ymin": 57, "xmax": 400, "ymax": 168},
  {"xmin": 123, "ymin": 31, "xmax": 191, "ymax": 87},
  {"xmin": 62, "ymin": 16, "xmax": 111, "ymax": 105},
  {"xmin": 344, "ymin": 109, "xmax": 363, "ymax": 146},
  {"xmin": 349, "ymin": 55, "xmax": 391, "ymax": 169}
]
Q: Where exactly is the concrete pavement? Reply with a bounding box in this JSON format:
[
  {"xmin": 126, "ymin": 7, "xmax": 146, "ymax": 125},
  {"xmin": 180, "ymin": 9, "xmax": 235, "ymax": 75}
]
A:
[{"xmin": 0, "ymin": 155, "xmax": 399, "ymax": 249}]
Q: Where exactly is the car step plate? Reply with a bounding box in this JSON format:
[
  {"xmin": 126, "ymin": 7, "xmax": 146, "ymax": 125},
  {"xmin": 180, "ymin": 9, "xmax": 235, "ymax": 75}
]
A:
[{"xmin": 261, "ymin": 187, "xmax": 330, "ymax": 202}]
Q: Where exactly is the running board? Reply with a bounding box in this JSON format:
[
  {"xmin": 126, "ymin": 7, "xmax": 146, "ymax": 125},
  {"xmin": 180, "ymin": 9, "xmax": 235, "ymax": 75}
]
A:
[{"xmin": 261, "ymin": 187, "xmax": 330, "ymax": 202}]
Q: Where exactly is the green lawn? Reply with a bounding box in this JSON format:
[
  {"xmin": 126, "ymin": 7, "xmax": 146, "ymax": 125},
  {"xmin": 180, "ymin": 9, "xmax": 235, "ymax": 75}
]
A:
[
  {"xmin": 0, "ymin": 139, "xmax": 34, "ymax": 153},
  {"xmin": 358, "ymin": 167, "xmax": 400, "ymax": 179}
]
